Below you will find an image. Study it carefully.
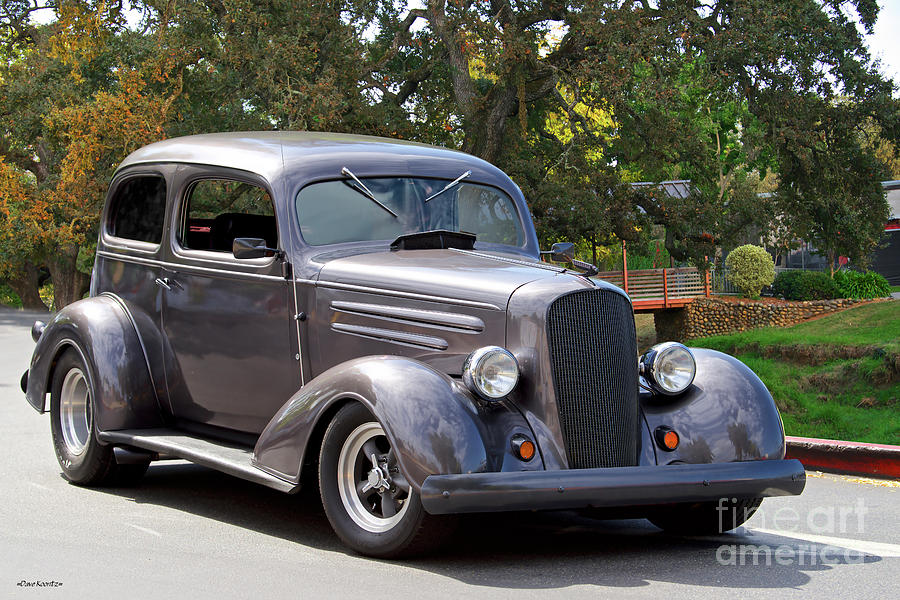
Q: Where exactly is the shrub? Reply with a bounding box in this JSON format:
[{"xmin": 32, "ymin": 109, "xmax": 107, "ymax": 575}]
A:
[
  {"xmin": 772, "ymin": 270, "xmax": 842, "ymax": 301},
  {"xmin": 771, "ymin": 270, "xmax": 801, "ymax": 299},
  {"xmin": 725, "ymin": 244, "xmax": 775, "ymax": 298},
  {"xmin": 833, "ymin": 270, "xmax": 891, "ymax": 299}
]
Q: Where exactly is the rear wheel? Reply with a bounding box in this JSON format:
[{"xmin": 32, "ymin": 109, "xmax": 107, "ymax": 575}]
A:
[
  {"xmin": 648, "ymin": 497, "xmax": 763, "ymax": 535},
  {"xmin": 318, "ymin": 403, "xmax": 451, "ymax": 558},
  {"xmin": 50, "ymin": 349, "xmax": 148, "ymax": 486}
]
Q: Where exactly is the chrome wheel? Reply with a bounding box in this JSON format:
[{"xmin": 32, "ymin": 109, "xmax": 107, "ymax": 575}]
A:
[
  {"xmin": 50, "ymin": 348, "xmax": 148, "ymax": 487},
  {"xmin": 336, "ymin": 422, "xmax": 410, "ymax": 533},
  {"xmin": 59, "ymin": 368, "xmax": 91, "ymax": 456}
]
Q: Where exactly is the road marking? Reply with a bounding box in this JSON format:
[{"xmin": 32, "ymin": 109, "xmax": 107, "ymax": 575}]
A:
[
  {"xmin": 28, "ymin": 482, "xmax": 50, "ymax": 491},
  {"xmin": 806, "ymin": 471, "xmax": 900, "ymax": 488},
  {"xmin": 127, "ymin": 512, "xmax": 186, "ymax": 521},
  {"xmin": 126, "ymin": 523, "xmax": 162, "ymax": 537},
  {"xmin": 751, "ymin": 527, "xmax": 900, "ymax": 558}
]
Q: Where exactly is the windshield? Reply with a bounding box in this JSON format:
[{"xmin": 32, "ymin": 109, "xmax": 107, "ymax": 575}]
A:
[{"xmin": 295, "ymin": 177, "xmax": 525, "ymax": 247}]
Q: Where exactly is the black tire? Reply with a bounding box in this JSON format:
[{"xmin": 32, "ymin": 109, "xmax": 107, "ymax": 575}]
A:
[
  {"xmin": 648, "ymin": 497, "xmax": 763, "ymax": 535},
  {"xmin": 318, "ymin": 403, "xmax": 452, "ymax": 558},
  {"xmin": 50, "ymin": 348, "xmax": 149, "ymax": 486}
]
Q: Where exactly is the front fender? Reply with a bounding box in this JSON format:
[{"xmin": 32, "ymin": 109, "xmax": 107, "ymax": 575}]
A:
[
  {"xmin": 641, "ymin": 348, "xmax": 786, "ymax": 464},
  {"xmin": 25, "ymin": 295, "xmax": 165, "ymax": 431},
  {"xmin": 252, "ymin": 356, "xmax": 542, "ymax": 492}
]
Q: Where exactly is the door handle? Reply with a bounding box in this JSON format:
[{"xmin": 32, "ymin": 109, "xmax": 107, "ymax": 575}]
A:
[{"xmin": 155, "ymin": 277, "xmax": 172, "ymax": 291}]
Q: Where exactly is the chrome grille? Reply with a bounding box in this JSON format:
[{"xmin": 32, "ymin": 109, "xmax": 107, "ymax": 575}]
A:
[{"xmin": 546, "ymin": 288, "xmax": 639, "ymax": 469}]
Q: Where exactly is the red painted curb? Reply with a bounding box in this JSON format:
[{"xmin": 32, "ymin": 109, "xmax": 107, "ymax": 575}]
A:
[{"xmin": 785, "ymin": 435, "xmax": 900, "ymax": 479}]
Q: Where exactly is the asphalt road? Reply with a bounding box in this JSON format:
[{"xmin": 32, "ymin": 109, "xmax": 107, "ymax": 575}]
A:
[{"xmin": 1, "ymin": 307, "xmax": 898, "ymax": 599}]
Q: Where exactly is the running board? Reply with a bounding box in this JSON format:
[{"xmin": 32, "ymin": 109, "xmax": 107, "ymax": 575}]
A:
[{"xmin": 99, "ymin": 428, "xmax": 299, "ymax": 494}]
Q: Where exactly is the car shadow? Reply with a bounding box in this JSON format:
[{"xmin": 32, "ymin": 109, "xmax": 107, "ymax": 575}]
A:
[{"xmin": 88, "ymin": 461, "xmax": 879, "ymax": 591}]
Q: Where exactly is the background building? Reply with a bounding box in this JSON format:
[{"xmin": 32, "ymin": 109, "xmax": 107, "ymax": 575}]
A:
[{"xmin": 871, "ymin": 181, "xmax": 900, "ymax": 285}]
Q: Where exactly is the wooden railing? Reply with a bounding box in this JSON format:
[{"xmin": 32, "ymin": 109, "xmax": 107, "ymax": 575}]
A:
[{"xmin": 594, "ymin": 267, "xmax": 709, "ymax": 309}]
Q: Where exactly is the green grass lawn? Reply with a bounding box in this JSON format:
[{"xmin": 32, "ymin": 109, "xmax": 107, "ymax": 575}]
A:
[{"xmin": 688, "ymin": 301, "xmax": 899, "ymax": 445}]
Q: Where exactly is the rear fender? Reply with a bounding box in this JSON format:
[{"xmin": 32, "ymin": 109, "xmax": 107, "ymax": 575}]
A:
[
  {"xmin": 252, "ymin": 356, "xmax": 542, "ymax": 492},
  {"xmin": 25, "ymin": 295, "xmax": 165, "ymax": 431}
]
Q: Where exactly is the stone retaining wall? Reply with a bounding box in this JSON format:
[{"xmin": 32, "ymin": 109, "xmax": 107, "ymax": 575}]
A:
[{"xmin": 677, "ymin": 297, "xmax": 872, "ymax": 340}]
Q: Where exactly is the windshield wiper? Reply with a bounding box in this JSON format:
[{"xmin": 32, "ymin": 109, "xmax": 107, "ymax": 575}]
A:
[
  {"xmin": 341, "ymin": 167, "xmax": 398, "ymax": 218},
  {"xmin": 424, "ymin": 170, "xmax": 471, "ymax": 203}
]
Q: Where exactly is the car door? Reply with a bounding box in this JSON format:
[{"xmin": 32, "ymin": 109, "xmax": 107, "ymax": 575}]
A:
[
  {"xmin": 160, "ymin": 167, "xmax": 300, "ymax": 434},
  {"xmin": 96, "ymin": 168, "xmax": 174, "ymax": 411}
]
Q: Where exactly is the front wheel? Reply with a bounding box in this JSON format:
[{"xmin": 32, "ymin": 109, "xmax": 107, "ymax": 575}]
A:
[
  {"xmin": 648, "ymin": 497, "xmax": 763, "ymax": 535},
  {"xmin": 50, "ymin": 348, "xmax": 148, "ymax": 486},
  {"xmin": 318, "ymin": 403, "xmax": 451, "ymax": 558}
]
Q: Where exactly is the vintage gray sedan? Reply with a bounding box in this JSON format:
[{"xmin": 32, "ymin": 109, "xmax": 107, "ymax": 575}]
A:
[{"xmin": 22, "ymin": 132, "xmax": 805, "ymax": 557}]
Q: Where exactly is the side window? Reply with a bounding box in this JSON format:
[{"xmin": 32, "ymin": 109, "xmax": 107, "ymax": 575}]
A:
[
  {"xmin": 179, "ymin": 179, "xmax": 277, "ymax": 253},
  {"xmin": 108, "ymin": 176, "xmax": 167, "ymax": 244}
]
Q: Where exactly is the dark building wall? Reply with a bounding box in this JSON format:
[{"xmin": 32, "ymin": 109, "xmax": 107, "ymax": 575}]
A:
[{"xmin": 871, "ymin": 228, "xmax": 900, "ymax": 286}]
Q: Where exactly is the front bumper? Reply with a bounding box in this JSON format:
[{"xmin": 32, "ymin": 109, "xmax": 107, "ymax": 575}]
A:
[{"xmin": 420, "ymin": 459, "xmax": 806, "ymax": 515}]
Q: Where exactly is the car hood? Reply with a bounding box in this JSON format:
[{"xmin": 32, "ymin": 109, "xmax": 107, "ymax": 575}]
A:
[{"xmin": 314, "ymin": 248, "xmax": 570, "ymax": 309}]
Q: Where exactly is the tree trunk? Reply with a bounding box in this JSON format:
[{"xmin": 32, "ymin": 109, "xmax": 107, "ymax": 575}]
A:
[
  {"xmin": 49, "ymin": 246, "xmax": 90, "ymax": 310},
  {"xmin": 5, "ymin": 261, "xmax": 47, "ymax": 310},
  {"xmin": 462, "ymin": 85, "xmax": 520, "ymax": 164}
]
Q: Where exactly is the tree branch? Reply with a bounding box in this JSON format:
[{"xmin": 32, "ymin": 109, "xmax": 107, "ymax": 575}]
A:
[
  {"xmin": 0, "ymin": 136, "xmax": 46, "ymax": 183},
  {"xmin": 427, "ymin": 0, "xmax": 476, "ymax": 118},
  {"xmin": 363, "ymin": 8, "xmax": 427, "ymax": 78},
  {"xmin": 552, "ymin": 87, "xmax": 591, "ymax": 135},
  {"xmin": 394, "ymin": 59, "xmax": 437, "ymax": 106}
]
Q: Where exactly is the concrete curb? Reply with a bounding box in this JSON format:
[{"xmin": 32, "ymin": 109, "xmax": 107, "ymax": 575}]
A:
[{"xmin": 785, "ymin": 436, "xmax": 900, "ymax": 479}]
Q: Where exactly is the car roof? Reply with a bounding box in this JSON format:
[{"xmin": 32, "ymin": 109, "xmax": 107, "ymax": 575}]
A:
[{"xmin": 116, "ymin": 131, "xmax": 508, "ymax": 185}]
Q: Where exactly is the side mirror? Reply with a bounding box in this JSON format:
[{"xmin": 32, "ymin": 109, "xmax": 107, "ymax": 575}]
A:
[
  {"xmin": 549, "ymin": 242, "xmax": 576, "ymax": 263},
  {"xmin": 541, "ymin": 241, "xmax": 599, "ymax": 276},
  {"xmin": 233, "ymin": 237, "xmax": 277, "ymax": 259}
]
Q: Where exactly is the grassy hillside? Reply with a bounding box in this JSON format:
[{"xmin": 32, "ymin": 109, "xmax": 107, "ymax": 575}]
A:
[{"xmin": 688, "ymin": 301, "xmax": 899, "ymax": 445}]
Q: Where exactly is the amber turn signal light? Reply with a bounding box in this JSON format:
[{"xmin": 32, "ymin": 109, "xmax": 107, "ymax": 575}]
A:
[
  {"xmin": 511, "ymin": 435, "xmax": 536, "ymax": 461},
  {"xmin": 655, "ymin": 426, "xmax": 680, "ymax": 451}
]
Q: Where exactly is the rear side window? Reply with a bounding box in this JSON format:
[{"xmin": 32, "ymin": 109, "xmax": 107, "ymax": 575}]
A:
[
  {"xmin": 179, "ymin": 179, "xmax": 277, "ymax": 253},
  {"xmin": 108, "ymin": 176, "xmax": 167, "ymax": 244}
]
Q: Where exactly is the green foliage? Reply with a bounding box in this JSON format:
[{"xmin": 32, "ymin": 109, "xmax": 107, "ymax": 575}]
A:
[
  {"xmin": 724, "ymin": 244, "xmax": 774, "ymax": 298},
  {"xmin": 833, "ymin": 270, "xmax": 892, "ymax": 299},
  {"xmin": 0, "ymin": 283, "xmax": 22, "ymax": 308},
  {"xmin": 623, "ymin": 253, "xmax": 664, "ymax": 271},
  {"xmin": 594, "ymin": 237, "xmax": 673, "ymax": 271},
  {"xmin": 772, "ymin": 270, "xmax": 842, "ymax": 301},
  {"xmin": 2, "ymin": 1, "xmax": 899, "ymax": 307},
  {"xmin": 774, "ymin": 104, "xmax": 892, "ymax": 271},
  {"xmin": 39, "ymin": 283, "xmax": 54, "ymax": 311},
  {"xmin": 771, "ymin": 271, "xmax": 801, "ymax": 299}
]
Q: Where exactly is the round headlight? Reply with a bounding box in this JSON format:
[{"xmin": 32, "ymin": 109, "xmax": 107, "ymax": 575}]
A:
[
  {"xmin": 463, "ymin": 346, "xmax": 519, "ymax": 400},
  {"xmin": 640, "ymin": 342, "xmax": 696, "ymax": 395}
]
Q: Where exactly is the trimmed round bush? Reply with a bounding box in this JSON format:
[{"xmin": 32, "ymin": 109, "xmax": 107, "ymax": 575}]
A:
[
  {"xmin": 833, "ymin": 270, "xmax": 891, "ymax": 299},
  {"xmin": 725, "ymin": 244, "xmax": 775, "ymax": 298},
  {"xmin": 772, "ymin": 270, "xmax": 841, "ymax": 301}
]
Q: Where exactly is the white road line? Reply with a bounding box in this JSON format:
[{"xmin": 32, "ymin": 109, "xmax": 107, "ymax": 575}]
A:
[
  {"xmin": 751, "ymin": 527, "xmax": 900, "ymax": 558},
  {"xmin": 126, "ymin": 513, "xmax": 186, "ymax": 521},
  {"xmin": 126, "ymin": 523, "xmax": 162, "ymax": 537}
]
